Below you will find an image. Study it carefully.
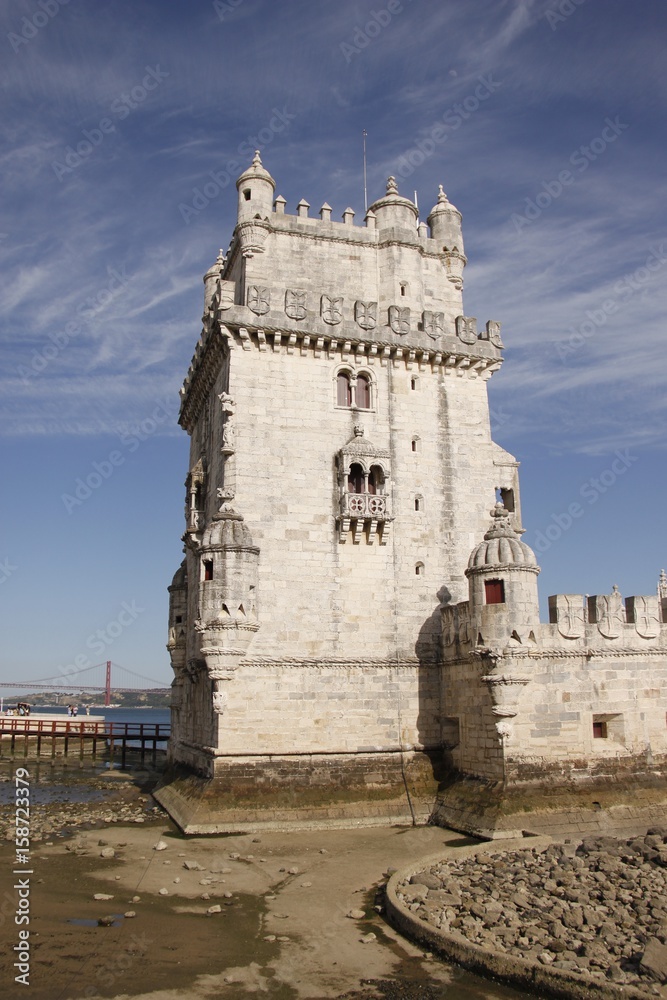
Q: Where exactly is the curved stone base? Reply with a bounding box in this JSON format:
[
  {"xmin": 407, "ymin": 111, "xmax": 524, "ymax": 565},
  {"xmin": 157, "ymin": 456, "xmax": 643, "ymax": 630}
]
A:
[{"xmin": 385, "ymin": 846, "xmax": 657, "ymax": 1000}]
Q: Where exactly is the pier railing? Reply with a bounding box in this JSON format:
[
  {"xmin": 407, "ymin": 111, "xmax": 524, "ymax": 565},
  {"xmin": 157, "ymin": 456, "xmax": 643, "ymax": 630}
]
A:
[{"xmin": 0, "ymin": 719, "xmax": 170, "ymax": 766}]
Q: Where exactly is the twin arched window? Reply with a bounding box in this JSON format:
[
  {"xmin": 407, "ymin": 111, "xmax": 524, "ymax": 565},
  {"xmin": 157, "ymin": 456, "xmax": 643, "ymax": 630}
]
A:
[
  {"xmin": 347, "ymin": 463, "xmax": 385, "ymax": 495},
  {"xmin": 336, "ymin": 370, "xmax": 372, "ymax": 409}
]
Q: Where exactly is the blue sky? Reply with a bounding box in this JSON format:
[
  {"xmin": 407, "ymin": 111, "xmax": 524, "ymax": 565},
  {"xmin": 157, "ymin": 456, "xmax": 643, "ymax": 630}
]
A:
[{"xmin": 1, "ymin": 0, "xmax": 666, "ymax": 688}]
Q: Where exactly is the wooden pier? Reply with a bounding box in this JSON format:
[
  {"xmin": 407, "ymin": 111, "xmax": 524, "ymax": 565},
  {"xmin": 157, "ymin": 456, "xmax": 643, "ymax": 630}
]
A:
[{"xmin": 0, "ymin": 718, "xmax": 170, "ymax": 767}]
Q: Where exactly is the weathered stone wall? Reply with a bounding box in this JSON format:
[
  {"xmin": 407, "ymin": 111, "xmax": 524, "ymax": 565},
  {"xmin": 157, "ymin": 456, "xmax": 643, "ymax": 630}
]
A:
[
  {"xmin": 203, "ymin": 330, "xmax": 512, "ymax": 664},
  {"xmin": 441, "ymin": 618, "xmax": 667, "ymax": 785},
  {"xmin": 211, "ymin": 660, "xmax": 442, "ymax": 755}
]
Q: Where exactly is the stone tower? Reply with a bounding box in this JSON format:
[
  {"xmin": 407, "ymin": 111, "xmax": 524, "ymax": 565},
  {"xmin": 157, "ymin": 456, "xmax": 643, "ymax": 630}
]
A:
[{"xmin": 159, "ymin": 153, "xmax": 521, "ymax": 832}]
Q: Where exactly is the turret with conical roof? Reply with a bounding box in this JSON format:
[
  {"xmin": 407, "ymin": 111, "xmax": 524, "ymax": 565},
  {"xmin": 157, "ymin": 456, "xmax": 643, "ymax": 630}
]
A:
[
  {"xmin": 367, "ymin": 175, "xmax": 419, "ymax": 233},
  {"xmin": 466, "ymin": 503, "xmax": 541, "ymax": 646},
  {"xmin": 235, "ymin": 151, "xmax": 276, "ymax": 256}
]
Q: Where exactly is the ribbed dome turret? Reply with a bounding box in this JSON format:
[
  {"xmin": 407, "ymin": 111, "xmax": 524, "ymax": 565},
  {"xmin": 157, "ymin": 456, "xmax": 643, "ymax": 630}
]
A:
[
  {"xmin": 466, "ymin": 504, "xmax": 537, "ymax": 575},
  {"xmin": 200, "ymin": 511, "xmax": 255, "ymax": 550}
]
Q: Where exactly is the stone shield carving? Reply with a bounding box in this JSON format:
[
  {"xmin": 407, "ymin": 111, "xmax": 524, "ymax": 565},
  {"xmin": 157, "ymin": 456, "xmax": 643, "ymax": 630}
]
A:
[
  {"xmin": 456, "ymin": 315, "xmax": 477, "ymax": 345},
  {"xmin": 285, "ymin": 289, "xmax": 307, "ymax": 320},
  {"xmin": 442, "ymin": 606, "xmax": 457, "ymax": 648},
  {"xmin": 321, "ymin": 295, "xmax": 343, "ymax": 325},
  {"xmin": 556, "ymin": 595, "xmax": 585, "ymax": 640},
  {"xmin": 388, "ymin": 306, "xmax": 410, "ymax": 335},
  {"xmin": 423, "ymin": 311, "xmax": 445, "ymax": 340},
  {"xmin": 248, "ymin": 286, "xmax": 270, "ymax": 315},
  {"xmin": 595, "ymin": 591, "xmax": 625, "ymax": 639},
  {"xmin": 219, "ymin": 280, "xmax": 235, "ymax": 311},
  {"xmin": 632, "ymin": 596, "xmax": 661, "ymax": 639},
  {"xmin": 355, "ymin": 300, "xmax": 377, "ymax": 331},
  {"xmin": 486, "ymin": 320, "xmax": 503, "ymax": 348}
]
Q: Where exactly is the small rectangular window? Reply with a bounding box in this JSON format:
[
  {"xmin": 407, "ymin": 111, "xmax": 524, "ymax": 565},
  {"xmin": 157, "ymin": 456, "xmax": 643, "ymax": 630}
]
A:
[
  {"xmin": 204, "ymin": 559, "xmax": 213, "ymax": 581},
  {"xmin": 499, "ymin": 487, "xmax": 515, "ymax": 513},
  {"xmin": 593, "ymin": 721, "xmax": 607, "ymax": 739},
  {"xmin": 243, "ymin": 189, "xmax": 251, "ymax": 201},
  {"xmin": 485, "ymin": 579, "xmax": 505, "ymax": 604}
]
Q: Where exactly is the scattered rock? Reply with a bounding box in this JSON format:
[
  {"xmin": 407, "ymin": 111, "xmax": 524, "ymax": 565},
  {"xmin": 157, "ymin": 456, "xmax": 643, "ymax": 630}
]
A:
[
  {"xmin": 641, "ymin": 938, "xmax": 667, "ymax": 983},
  {"xmin": 93, "ymin": 893, "xmax": 113, "ymax": 901},
  {"xmin": 99, "ymin": 847, "xmax": 115, "ymax": 859},
  {"xmin": 124, "ymin": 911, "xmax": 136, "ymax": 918},
  {"xmin": 153, "ymin": 840, "xmax": 168, "ymax": 851},
  {"xmin": 347, "ymin": 908, "xmax": 366, "ymax": 920},
  {"xmin": 360, "ymin": 932, "xmax": 377, "ymax": 944},
  {"xmin": 97, "ymin": 915, "xmax": 116, "ymax": 927},
  {"xmin": 158, "ymin": 888, "xmax": 168, "ymax": 895},
  {"xmin": 207, "ymin": 904, "xmax": 222, "ymax": 915},
  {"xmin": 183, "ymin": 860, "xmax": 204, "ymax": 871}
]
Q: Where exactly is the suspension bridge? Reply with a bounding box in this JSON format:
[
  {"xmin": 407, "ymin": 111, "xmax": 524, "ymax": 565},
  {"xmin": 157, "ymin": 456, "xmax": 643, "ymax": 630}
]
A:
[{"xmin": 0, "ymin": 661, "xmax": 170, "ymax": 707}]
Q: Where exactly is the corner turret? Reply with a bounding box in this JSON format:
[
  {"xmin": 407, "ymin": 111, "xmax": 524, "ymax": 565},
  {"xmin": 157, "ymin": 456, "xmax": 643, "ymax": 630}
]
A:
[
  {"xmin": 466, "ymin": 503, "xmax": 541, "ymax": 647},
  {"xmin": 235, "ymin": 151, "xmax": 276, "ymax": 256},
  {"xmin": 367, "ymin": 176, "xmax": 418, "ymax": 233},
  {"xmin": 428, "ymin": 185, "xmax": 466, "ymax": 289}
]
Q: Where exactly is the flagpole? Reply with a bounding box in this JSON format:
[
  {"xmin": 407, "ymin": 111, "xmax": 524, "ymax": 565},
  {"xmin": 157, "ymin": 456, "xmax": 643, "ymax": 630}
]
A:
[{"xmin": 363, "ymin": 129, "xmax": 368, "ymax": 213}]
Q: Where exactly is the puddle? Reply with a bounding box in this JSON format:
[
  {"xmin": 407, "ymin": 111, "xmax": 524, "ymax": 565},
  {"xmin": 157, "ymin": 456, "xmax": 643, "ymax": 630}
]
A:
[{"xmin": 68, "ymin": 913, "xmax": 125, "ymax": 928}]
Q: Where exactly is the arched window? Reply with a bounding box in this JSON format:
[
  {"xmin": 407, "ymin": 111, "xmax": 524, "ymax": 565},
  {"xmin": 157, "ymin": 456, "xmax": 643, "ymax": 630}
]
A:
[
  {"xmin": 368, "ymin": 465, "xmax": 385, "ymax": 496},
  {"xmin": 337, "ymin": 371, "xmax": 352, "ymax": 407},
  {"xmin": 415, "ymin": 562, "xmax": 425, "ymax": 576},
  {"xmin": 347, "ymin": 463, "xmax": 364, "ymax": 494},
  {"xmin": 356, "ymin": 373, "xmax": 371, "ymax": 409}
]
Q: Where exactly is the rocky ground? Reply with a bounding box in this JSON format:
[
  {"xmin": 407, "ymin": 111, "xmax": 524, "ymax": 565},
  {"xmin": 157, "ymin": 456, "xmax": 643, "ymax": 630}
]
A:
[{"xmin": 397, "ymin": 831, "xmax": 667, "ymax": 996}]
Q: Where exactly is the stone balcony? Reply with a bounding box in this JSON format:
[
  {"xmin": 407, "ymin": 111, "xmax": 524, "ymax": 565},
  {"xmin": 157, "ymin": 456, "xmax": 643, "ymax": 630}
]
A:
[{"xmin": 338, "ymin": 492, "xmax": 391, "ymax": 545}]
